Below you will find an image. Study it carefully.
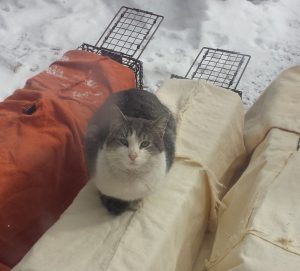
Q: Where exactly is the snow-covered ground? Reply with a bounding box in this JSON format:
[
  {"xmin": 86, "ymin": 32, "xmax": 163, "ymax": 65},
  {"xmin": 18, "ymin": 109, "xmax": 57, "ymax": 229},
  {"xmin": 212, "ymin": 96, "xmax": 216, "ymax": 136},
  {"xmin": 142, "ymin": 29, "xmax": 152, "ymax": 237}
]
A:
[{"xmin": 0, "ymin": 0, "xmax": 299, "ymax": 108}]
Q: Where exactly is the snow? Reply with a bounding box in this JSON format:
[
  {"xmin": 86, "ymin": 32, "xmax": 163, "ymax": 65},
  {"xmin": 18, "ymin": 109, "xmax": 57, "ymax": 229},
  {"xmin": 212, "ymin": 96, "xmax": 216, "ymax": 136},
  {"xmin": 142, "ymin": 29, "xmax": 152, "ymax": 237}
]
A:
[{"xmin": 0, "ymin": 0, "xmax": 299, "ymax": 108}]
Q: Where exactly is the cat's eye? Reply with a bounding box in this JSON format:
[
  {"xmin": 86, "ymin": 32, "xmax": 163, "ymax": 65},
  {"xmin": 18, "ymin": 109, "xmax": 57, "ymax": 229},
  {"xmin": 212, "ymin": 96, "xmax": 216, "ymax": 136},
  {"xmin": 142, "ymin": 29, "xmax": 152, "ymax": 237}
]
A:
[
  {"xmin": 119, "ymin": 138, "xmax": 128, "ymax": 147},
  {"xmin": 140, "ymin": 141, "xmax": 150, "ymax": 149}
]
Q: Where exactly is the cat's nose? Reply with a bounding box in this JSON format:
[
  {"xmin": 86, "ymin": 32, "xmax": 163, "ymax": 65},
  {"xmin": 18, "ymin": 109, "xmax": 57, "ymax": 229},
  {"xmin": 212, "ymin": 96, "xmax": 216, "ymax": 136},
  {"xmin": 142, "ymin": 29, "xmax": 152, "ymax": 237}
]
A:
[{"xmin": 129, "ymin": 153, "xmax": 138, "ymax": 161}]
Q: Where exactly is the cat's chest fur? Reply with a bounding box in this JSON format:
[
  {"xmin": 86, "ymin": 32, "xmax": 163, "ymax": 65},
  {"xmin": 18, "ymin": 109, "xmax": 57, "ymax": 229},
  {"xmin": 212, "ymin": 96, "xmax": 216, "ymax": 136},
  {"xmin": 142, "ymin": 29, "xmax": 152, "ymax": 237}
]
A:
[{"xmin": 92, "ymin": 149, "xmax": 167, "ymax": 201}]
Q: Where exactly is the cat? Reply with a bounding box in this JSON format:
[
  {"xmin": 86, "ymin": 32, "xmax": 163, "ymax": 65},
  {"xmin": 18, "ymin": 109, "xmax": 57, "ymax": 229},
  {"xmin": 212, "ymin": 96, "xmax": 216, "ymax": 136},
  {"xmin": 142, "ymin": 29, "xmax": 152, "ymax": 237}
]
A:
[{"xmin": 85, "ymin": 88, "xmax": 176, "ymax": 215}]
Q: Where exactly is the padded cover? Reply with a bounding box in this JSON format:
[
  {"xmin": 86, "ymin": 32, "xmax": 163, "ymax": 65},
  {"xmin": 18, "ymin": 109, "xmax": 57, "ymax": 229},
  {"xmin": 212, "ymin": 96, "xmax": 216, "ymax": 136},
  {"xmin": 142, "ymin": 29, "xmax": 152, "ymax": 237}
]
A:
[
  {"xmin": 13, "ymin": 79, "xmax": 245, "ymax": 271},
  {"xmin": 244, "ymin": 65, "xmax": 300, "ymax": 153},
  {"xmin": 207, "ymin": 66, "xmax": 300, "ymax": 271},
  {"xmin": 0, "ymin": 50, "xmax": 136, "ymax": 268}
]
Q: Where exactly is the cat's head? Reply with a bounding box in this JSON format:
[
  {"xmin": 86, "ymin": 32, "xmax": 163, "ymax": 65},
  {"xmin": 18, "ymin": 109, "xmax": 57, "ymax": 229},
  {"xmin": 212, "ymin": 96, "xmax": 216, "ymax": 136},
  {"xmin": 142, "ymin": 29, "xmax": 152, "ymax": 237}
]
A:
[{"xmin": 103, "ymin": 106, "xmax": 169, "ymax": 172}]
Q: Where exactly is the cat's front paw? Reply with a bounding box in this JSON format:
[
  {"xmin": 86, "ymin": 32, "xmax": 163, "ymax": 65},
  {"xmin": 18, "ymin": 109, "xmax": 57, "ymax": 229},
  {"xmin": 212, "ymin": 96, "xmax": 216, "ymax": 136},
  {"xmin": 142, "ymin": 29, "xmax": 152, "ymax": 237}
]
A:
[{"xmin": 100, "ymin": 194, "xmax": 130, "ymax": 215}]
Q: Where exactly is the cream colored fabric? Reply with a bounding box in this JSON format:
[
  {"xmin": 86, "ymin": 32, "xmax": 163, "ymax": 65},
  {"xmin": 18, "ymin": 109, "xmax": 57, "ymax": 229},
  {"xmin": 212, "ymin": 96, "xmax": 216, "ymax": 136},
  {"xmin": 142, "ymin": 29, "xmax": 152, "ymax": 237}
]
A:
[
  {"xmin": 245, "ymin": 65, "xmax": 300, "ymax": 153},
  {"xmin": 207, "ymin": 66, "xmax": 300, "ymax": 271},
  {"xmin": 14, "ymin": 79, "xmax": 245, "ymax": 271}
]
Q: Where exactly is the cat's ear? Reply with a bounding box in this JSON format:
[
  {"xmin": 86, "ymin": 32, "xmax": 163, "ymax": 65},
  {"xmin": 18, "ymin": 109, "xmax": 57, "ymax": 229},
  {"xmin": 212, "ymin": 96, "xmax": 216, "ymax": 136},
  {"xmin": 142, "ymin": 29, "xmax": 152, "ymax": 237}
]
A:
[
  {"xmin": 152, "ymin": 114, "xmax": 169, "ymax": 138},
  {"xmin": 111, "ymin": 105, "xmax": 127, "ymax": 122},
  {"xmin": 110, "ymin": 105, "xmax": 127, "ymax": 130}
]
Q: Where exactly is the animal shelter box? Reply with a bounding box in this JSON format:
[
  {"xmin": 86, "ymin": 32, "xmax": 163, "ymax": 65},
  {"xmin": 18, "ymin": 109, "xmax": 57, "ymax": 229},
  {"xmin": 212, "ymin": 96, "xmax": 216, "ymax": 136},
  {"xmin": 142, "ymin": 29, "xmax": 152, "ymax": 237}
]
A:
[{"xmin": 13, "ymin": 79, "xmax": 245, "ymax": 271}]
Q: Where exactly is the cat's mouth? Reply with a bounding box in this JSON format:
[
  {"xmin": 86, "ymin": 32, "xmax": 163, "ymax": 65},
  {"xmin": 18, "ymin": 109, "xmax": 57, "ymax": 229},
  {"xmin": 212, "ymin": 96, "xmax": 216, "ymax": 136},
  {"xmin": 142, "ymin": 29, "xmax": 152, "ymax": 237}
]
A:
[
  {"xmin": 126, "ymin": 160, "xmax": 142, "ymax": 169},
  {"xmin": 123, "ymin": 162, "xmax": 142, "ymax": 175},
  {"xmin": 128, "ymin": 161, "xmax": 139, "ymax": 167}
]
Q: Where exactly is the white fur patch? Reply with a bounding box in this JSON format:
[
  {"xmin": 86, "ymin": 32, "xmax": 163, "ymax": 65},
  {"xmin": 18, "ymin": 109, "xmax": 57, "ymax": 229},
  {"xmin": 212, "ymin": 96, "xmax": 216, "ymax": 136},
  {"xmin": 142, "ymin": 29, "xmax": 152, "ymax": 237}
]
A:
[
  {"xmin": 127, "ymin": 132, "xmax": 139, "ymax": 158},
  {"xmin": 91, "ymin": 140, "xmax": 167, "ymax": 201}
]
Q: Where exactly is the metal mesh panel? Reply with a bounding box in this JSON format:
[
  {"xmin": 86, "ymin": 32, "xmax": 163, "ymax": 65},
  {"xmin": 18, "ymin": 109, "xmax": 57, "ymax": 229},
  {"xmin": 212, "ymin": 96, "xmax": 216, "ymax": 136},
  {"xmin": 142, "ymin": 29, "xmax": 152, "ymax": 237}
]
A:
[
  {"xmin": 185, "ymin": 47, "xmax": 251, "ymax": 94},
  {"xmin": 95, "ymin": 6, "xmax": 163, "ymax": 59},
  {"xmin": 78, "ymin": 6, "xmax": 164, "ymax": 89}
]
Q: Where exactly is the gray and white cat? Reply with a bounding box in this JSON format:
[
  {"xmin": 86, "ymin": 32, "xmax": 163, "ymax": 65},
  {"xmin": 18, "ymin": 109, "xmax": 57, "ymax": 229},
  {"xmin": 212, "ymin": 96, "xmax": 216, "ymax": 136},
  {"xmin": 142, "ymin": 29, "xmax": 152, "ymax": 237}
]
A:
[{"xmin": 85, "ymin": 89, "xmax": 176, "ymax": 215}]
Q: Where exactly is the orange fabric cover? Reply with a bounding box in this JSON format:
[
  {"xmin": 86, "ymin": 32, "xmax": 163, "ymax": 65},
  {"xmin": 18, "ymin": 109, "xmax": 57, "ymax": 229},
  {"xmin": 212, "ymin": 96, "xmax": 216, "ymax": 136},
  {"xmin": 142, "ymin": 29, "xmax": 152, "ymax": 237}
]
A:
[
  {"xmin": 0, "ymin": 50, "xmax": 136, "ymax": 268},
  {"xmin": 0, "ymin": 264, "xmax": 10, "ymax": 271}
]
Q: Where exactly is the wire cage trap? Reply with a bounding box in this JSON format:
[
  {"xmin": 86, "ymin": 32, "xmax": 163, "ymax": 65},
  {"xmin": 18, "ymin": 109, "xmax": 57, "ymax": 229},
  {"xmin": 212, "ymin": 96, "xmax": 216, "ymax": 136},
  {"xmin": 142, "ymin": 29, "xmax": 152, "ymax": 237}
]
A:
[
  {"xmin": 185, "ymin": 47, "xmax": 251, "ymax": 96},
  {"xmin": 79, "ymin": 6, "xmax": 164, "ymax": 89},
  {"xmin": 79, "ymin": 43, "xmax": 144, "ymax": 89}
]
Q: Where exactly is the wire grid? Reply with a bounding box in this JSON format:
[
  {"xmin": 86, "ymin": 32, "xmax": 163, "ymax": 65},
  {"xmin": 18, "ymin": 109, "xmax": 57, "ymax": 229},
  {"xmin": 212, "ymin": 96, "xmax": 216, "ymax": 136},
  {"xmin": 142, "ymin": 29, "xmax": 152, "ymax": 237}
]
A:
[
  {"xmin": 95, "ymin": 6, "xmax": 163, "ymax": 59},
  {"xmin": 185, "ymin": 47, "xmax": 251, "ymax": 92},
  {"xmin": 79, "ymin": 43, "xmax": 144, "ymax": 89}
]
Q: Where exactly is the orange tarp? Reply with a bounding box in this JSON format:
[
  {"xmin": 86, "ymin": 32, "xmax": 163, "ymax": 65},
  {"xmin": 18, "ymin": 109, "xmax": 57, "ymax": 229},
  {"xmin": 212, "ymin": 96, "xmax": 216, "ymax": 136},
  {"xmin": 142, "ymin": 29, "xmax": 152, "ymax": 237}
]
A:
[{"xmin": 0, "ymin": 50, "xmax": 136, "ymax": 268}]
